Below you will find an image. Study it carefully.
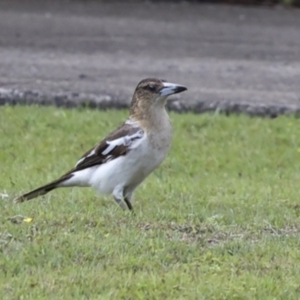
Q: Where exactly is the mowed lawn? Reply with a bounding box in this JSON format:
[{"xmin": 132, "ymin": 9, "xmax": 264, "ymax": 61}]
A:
[{"xmin": 1, "ymin": 106, "xmax": 300, "ymax": 299}]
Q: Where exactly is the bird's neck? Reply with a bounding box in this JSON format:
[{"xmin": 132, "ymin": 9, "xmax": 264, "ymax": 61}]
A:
[{"xmin": 130, "ymin": 105, "xmax": 171, "ymax": 133}]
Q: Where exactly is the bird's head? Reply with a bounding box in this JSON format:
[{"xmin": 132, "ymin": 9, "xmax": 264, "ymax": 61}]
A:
[{"xmin": 130, "ymin": 78, "xmax": 187, "ymax": 119}]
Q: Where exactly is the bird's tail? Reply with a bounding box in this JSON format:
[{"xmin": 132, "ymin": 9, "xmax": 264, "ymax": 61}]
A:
[{"xmin": 14, "ymin": 173, "xmax": 73, "ymax": 203}]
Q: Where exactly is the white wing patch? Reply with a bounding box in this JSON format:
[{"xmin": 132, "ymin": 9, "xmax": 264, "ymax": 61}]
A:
[
  {"xmin": 102, "ymin": 130, "xmax": 144, "ymax": 155},
  {"xmin": 75, "ymin": 149, "xmax": 96, "ymax": 167},
  {"xmin": 74, "ymin": 127, "xmax": 144, "ymax": 168}
]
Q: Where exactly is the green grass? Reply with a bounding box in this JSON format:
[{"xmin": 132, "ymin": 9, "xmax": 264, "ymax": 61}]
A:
[{"xmin": 1, "ymin": 106, "xmax": 300, "ymax": 299}]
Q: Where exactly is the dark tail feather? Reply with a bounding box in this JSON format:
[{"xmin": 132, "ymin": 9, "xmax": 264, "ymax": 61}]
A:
[
  {"xmin": 14, "ymin": 181, "xmax": 59, "ymax": 203},
  {"xmin": 14, "ymin": 174, "xmax": 73, "ymax": 203}
]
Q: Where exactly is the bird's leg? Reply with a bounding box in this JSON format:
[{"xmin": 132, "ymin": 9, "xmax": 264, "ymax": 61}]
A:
[
  {"xmin": 113, "ymin": 186, "xmax": 127, "ymax": 210},
  {"xmin": 124, "ymin": 196, "xmax": 133, "ymax": 211},
  {"xmin": 113, "ymin": 186, "xmax": 134, "ymax": 212},
  {"xmin": 113, "ymin": 196, "xmax": 127, "ymax": 210},
  {"xmin": 123, "ymin": 189, "xmax": 134, "ymax": 212}
]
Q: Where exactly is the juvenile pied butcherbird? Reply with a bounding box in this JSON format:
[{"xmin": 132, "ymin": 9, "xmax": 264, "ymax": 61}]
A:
[{"xmin": 14, "ymin": 78, "xmax": 187, "ymax": 211}]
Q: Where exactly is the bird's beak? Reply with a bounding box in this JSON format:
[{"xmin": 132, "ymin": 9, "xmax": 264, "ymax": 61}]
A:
[{"xmin": 159, "ymin": 82, "xmax": 187, "ymax": 97}]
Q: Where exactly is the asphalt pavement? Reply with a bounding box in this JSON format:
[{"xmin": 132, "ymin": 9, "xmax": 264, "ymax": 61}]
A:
[{"xmin": 0, "ymin": 0, "xmax": 300, "ymax": 116}]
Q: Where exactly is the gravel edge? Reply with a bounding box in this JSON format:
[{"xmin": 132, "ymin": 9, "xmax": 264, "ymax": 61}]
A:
[{"xmin": 0, "ymin": 88, "xmax": 298, "ymax": 118}]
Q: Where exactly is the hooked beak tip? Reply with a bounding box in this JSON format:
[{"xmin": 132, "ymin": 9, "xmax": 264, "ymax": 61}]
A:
[
  {"xmin": 174, "ymin": 86, "xmax": 187, "ymax": 94},
  {"xmin": 160, "ymin": 82, "xmax": 187, "ymax": 97}
]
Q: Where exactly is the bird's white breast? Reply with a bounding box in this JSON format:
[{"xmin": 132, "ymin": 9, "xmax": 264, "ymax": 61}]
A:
[{"xmin": 88, "ymin": 127, "xmax": 171, "ymax": 195}]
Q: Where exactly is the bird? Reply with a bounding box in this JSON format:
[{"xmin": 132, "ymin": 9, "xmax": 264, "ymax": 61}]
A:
[{"xmin": 14, "ymin": 78, "xmax": 187, "ymax": 211}]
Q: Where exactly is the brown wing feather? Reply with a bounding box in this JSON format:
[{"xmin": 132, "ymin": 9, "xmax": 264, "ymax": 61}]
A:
[{"xmin": 71, "ymin": 122, "xmax": 143, "ymax": 172}]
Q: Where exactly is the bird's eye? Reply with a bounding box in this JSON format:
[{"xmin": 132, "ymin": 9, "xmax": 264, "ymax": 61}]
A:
[{"xmin": 146, "ymin": 84, "xmax": 156, "ymax": 92}]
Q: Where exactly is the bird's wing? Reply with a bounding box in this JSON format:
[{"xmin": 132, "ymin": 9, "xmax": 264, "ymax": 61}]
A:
[{"xmin": 71, "ymin": 121, "xmax": 144, "ymax": 172}]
